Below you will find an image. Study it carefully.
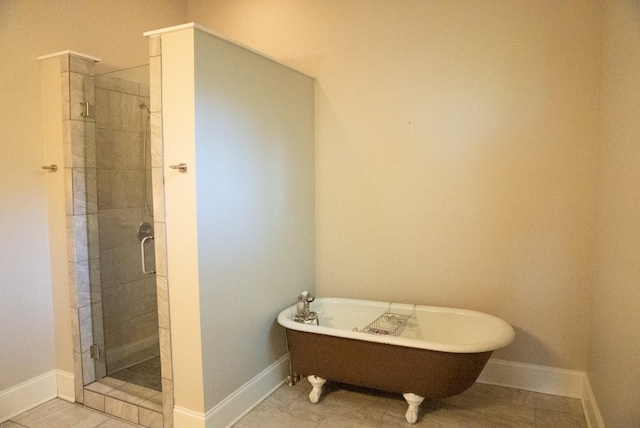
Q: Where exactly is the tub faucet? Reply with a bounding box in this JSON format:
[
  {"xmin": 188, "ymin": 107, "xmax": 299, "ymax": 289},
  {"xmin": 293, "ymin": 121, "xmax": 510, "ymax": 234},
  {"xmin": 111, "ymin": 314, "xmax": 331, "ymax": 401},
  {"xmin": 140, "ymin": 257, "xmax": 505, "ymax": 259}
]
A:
[{"xmin": 294, "ymin": 291, "xmax": 319, "ymax": 325}]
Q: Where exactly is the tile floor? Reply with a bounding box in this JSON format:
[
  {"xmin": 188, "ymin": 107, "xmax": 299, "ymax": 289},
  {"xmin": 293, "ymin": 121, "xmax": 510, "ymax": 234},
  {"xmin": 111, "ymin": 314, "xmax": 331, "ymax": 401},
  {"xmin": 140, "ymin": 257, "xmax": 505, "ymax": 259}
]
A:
[
  {"xmin": 235, "ymin": 378, "xmax": 588, "ymax": 427},
  {"xmin": 1, "ymin": 378, "xmax": 587, "ymax": 428}
]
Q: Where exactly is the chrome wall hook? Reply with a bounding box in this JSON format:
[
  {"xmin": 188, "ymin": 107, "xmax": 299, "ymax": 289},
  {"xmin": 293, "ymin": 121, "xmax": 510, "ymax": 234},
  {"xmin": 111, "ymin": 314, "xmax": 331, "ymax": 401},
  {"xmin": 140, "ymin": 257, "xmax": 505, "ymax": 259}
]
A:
[
  {"xmin": 41, "ymin": 164, "xmax": 58, "ymax": 172},
  {"xmin": 169, "ymin": 163, "xmax": 187, "ymax": 172}
]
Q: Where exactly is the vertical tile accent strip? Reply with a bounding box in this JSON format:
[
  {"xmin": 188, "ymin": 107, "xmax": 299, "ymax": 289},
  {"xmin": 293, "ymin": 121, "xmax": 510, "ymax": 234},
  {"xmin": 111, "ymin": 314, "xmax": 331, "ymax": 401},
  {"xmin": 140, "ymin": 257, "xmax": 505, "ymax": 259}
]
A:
[
  {"xmin": 58, "ymin": 53, "xmax": 101, "ymax": 403},
  {"xmin": 149, "ymin": 34, "xmax": 175, "ymax": 428}
]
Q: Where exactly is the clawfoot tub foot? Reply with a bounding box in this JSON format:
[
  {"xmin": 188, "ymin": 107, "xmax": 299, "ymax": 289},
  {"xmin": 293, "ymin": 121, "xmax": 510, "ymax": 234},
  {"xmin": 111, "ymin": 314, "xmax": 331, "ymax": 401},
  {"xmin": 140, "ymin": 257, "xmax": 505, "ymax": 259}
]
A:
[
  {"xmin": 402, "ymin": 393, "xmax": 425, "ymax": 424},
  {"xmin": 307, "ymin": 375, "xmax": 327, "ymax": 403}
]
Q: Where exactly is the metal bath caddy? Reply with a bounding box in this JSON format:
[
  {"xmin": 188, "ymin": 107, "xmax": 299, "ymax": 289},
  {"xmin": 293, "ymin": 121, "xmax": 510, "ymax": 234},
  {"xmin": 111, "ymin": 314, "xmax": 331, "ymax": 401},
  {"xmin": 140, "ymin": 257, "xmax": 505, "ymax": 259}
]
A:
[{"xmin": 355, "ymin": 304, "xmax": 416, "ymax": 336}]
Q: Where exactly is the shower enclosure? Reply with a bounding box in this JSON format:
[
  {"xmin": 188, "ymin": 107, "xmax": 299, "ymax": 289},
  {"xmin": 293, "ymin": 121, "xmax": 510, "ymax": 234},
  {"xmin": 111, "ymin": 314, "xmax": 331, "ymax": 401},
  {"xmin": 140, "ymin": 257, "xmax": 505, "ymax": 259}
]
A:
[{"xmin": 88, "ymin": 65, "xmax": 161, "ymax": 391}]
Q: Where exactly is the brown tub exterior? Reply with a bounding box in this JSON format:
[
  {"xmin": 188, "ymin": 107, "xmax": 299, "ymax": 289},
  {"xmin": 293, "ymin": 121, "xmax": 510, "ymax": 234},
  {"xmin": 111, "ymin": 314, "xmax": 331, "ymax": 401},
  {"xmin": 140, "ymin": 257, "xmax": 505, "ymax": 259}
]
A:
[{"xmin": 286, "ymin": 328, "xmax": 492, "ymax": 399}]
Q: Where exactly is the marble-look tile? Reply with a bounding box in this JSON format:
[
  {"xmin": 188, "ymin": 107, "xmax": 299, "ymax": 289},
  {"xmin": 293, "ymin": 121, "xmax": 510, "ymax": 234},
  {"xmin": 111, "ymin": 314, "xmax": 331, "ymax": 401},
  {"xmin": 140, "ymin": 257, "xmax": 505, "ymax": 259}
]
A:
[
  {"xmin": 69, "ymin": 55, "xmax": 95, "ymax": 75},
  {"xmin": 87, "ymin": 213, "xmax": 100, "ymax": 260},
  {"xmin": 100, "ymin": 248, "xmax": 114, "ymax": 289},
  {"xmin": 84, "ymin": 122, "xmax": 97, "ymax": 169},
  {"xmin": 150, "ymin": 392, "xmax": 163, "ymax": 404},
  {"xmin": 155, "ymin": 276, "xmax": 170, "ymax": 329},
  {"xmin": 111, "ymin": 244, "xmax": 149, "ymax": 286},
  {"xmin": 153, "ymin": 223, "xmax": 166, "ymax": 277},
  {"xmin": 82, "ymin": 348, "xmax": 96, "ymax": 385},
  {"xmin": 149, "ymin": 57, "xmax": 161, "ymax": 113},
  {"xmin": 149, "ymin": 36, "xmax": 161, "ymax": 57},
  {"xmin": 144, "ymin": 278, "xmax": 158, "ymax": 313},
  {"xmin": 61, "ymin": 72, "xmax": 70, "ymax": 120},
  {"xmin": 159, "ymin": 328, "xmax": 172, "ymax": 380},
  {"xmin": 161, "ymin": 378, "xmax": 174, "ymax": 428},
  {"xmin": 100, "ymin": 377, "xmax": 127, "ymax": 389},
  {"xmin": 110, "ymin": 170, "xmax": 144, "ymax": 209},
  {"xmin": 109, "ymin": 91, "xmax": 142, "ymax": 132},
  {"xmin": 95, "ymin": 88, "xmax": 109, "ymax": 130},
  {"xmin": 91, "ymin": 301, "xmax": 104, "ymax": 345},
  {"xmin": 102, "ymin": 280, "xmax": 148, "ymax": 327},
  {"xmin": 84, "ymin": 389, "xmax": 105, "ymax": 412},
  {"xmin": 151, "ymin": 168, "xmax": 164, "ymax": 223},
  {"xmin": 70, "ymin": 72, "xmax": 92, "ymax": 122},
  {"xmin": 463, "ymin": 382, "xmax": 529, "ymax": 406},
  {"xmin": 94, "ymin": 75, "xmax": 138, "ymax": 94},
  {"xmin": 97, "ymin": 169, "xmax": 112, "ymax": 210},
  {"xmin": 104, "ymin": 396, "xmax": 139, "ymax": 424},
  {"xmin": 95, "ymin": 360, "xmax": 107, "ymax": 381},
  {"xmin": 67, "ymin": 215, "xmax": 88, "ymax": 262},
  {"xmin": 73, "ymin": 351, "xmax": 84, "ymax": 403},
  {"xmin": 86, "ymin": 381, "xmax": 115, "ymax": 395},
  {"xmin": 78, "ymin": 304, "xmax": 93, "ymax": 351},
  {"xmin": 59, "ymin": 54, "xmax": 70, "ymax": 72},
  {"xmin": 98, "ymin": 207, "xmax": 142, "ymax": 251},
  {"xmin": 12, "ymin": 399, "xmax": 75, "ymax": 425},
  {"xmin": 139, "ymin": 84, "xmax": 150, "ymax": 99},
  {"xmin": 104, "ymin": 312, "xmax": 158, "ymax": 350},
  {"xmin": 86, "ymin": 168, "xmax": 98, "ymax": 214},
  {"xmin": 105, "ymin": 388, "xmax": 147, "ymax": 405},
  {"xmin": 89, "ymin": 257, "xmax": 102, "ymax": 303},
  {"xmin": 289, "ymin": 385, "xmax": 388, "ymax": 426},
  {"xmin": 523, "ymin": 390, "xmax": 584, "ymax": 415},
  {"xmin": 442, "ymin": 394, "xmax": 535, "ymax": 427},
  {"xmin": 317, "ymin": 415, "xmax": 378, "ymax": 428},
  {"xmin": 114, "ymin": 379, "xmax": 160, "ymax": 399},
  {"xmin": 65, "ymin": 167, "xmax": 74, "ymax": 214},
  {"xmin": 13, "ymin": 399, "xmax": 109, "ymax": 428},
  {"xmin": 96, "ymin": 129, "xmax": 142, "ymax": 170},
  {"xmin": 140, "ymin": 399, "xmax": 163, "ymax": 413},
  {"xmin": 0, "ymin": 421, "xmax": 25, "ymax": 427},
  {"xmin": 72, "ymin": 168, "xmax": 98, "ymax": 215},
  {"xmin": 261, "ymin": 383, "xmax": 308, "ymax": 408},
  {"xmin": 149, "ymin": 113, "xmax": 162, "ymax": 168},
  {"xmin": 235, "ymin": 402, "xmax": 325, "ymax": 428},
  {"xmin": 535, "ymin": 408, "xmax": 587, "ymax": 427},
  {"xmin": 96, "ymin": 418, "xmax": 140, "ymax": 427},
  {"xmin": 139, "ymin": 407, "xmax": 162, "ymax": 428},
  {"xmin": 68, "ymin": 260, "xmax": 91, "ymax": 308},
  {"xmin": 70, "ymin": 308, "xmax": 81, "ymax": 349}
]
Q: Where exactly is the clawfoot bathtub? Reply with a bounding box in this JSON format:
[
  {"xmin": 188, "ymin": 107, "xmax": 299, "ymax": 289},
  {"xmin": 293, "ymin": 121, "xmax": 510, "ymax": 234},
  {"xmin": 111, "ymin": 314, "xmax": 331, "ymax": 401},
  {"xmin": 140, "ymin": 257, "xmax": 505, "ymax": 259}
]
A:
[{"xmin": 277, "ymin": 297, "xmax": 515, "ymax": 424}]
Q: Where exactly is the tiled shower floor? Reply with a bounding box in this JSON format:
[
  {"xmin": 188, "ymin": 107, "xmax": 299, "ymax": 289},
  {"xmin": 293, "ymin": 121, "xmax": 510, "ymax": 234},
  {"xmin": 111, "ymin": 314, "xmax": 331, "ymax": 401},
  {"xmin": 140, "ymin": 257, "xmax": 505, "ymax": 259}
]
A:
[
  {"xmin": 107, "ymin": 357, "xmax": 162, "ymax": 392},
  {"xmin": 1, "ymin": 378, "xmax": 587, "ymax": 427}
]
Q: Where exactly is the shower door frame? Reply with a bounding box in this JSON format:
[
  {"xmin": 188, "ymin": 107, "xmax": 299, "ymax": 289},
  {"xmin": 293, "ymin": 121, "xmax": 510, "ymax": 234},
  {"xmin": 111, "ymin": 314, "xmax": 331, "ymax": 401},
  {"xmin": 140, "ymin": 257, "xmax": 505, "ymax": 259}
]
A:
[{"xmin": 40, "ymin": 47, "xmax": 174, "ymax": 427}]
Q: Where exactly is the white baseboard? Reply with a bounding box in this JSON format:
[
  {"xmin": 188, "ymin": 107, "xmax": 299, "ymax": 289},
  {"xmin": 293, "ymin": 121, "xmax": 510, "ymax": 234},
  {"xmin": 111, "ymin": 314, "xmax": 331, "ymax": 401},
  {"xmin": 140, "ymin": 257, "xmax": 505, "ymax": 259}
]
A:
[
  {"xmin": 0, "ymin": 371, "xmax": 58, "ymax": 423},
  {"xmin": 478, "ymin": 358, "xmax": 604, "ymax": 428},
  {"xmin": 477, "ymin": 358, "xmax": 586, "ymax": 398},
  {"xmin": 581, "ymin": 374, "xmax": 605, "ymax": 428},
  {"xmin": 206, "ymin": 355, "xmax": 288, "ymax": 428},
  {"xmin": 55, "ymin": 370, "xmax": 75, "ymax": 402},
  {"xmin": 174, "ymin": 406, "xmax": 206, "ymax": 428},
  {"xmin": 173, "ymin": 355, "xmax": 288, "ymax": 428}
]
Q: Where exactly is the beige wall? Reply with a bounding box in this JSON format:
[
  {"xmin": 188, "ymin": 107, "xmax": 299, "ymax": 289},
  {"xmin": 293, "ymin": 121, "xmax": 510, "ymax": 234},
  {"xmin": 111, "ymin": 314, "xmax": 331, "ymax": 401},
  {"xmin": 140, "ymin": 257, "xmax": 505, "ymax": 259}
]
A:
[
  {"xmin": 191, "ymin": 0, "xmax": 602, "ymax": 370},
  {"xmin": 0, "ymin": 0, "xmax": 186, "ymax": 391},
  {"xmin": 589, "ymin": 0, "xmax": 640, "ymax": 425}
]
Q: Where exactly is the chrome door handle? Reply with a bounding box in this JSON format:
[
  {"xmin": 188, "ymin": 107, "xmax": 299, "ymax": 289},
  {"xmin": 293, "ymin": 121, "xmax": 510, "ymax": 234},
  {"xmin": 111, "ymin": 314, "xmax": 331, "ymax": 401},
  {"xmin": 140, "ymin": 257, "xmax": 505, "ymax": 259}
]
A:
[{"xmin": 141, "ymin": 235, "xmax": 156, "ymax": 275}]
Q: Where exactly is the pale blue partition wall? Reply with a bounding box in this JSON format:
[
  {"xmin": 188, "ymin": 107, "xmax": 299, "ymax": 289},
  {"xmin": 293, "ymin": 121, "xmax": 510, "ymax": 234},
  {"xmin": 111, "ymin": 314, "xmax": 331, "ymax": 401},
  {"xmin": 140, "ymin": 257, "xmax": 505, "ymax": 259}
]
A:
[{"xmin": 157, "ymin": 23, "xmax": 315, "ymax": 427}]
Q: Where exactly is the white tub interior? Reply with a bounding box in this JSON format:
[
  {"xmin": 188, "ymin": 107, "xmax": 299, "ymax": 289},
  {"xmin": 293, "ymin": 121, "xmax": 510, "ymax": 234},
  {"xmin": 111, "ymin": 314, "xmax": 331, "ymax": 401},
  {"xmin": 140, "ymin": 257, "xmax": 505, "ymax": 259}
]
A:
[{"xmin": 278, "ymin": 297, "xmax": 515, "ymax": 354}]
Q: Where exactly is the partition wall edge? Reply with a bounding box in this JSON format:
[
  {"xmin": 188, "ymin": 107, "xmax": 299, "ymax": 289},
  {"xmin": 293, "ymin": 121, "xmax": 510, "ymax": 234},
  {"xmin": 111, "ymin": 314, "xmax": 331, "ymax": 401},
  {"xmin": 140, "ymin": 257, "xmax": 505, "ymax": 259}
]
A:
[{"xmin": 155, "ymin": 22, "xmax": 315, "ymax": 427}]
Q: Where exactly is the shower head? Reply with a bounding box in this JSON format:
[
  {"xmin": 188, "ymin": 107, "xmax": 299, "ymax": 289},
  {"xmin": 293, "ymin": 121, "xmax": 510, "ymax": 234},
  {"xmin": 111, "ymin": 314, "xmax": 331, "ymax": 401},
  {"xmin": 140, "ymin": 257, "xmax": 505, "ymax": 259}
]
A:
[{"xmin": 139, "ymin": 101, "xmax": 150, "ymax": 113}]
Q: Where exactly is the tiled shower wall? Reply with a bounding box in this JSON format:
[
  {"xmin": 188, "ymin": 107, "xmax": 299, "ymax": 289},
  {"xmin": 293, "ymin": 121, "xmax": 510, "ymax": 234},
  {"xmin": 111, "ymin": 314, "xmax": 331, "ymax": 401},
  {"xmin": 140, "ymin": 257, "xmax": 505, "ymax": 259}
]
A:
[
  {"xmin": 149, "ymin": 34, "xmax": 175, "ymax": 427},
  {"xmin": 61, "ymin": 53, "xmax": 102, "ymax": 403},
  {"xmin": 94, "ymin": 74, "xmax": 160, "ymax": 374}
]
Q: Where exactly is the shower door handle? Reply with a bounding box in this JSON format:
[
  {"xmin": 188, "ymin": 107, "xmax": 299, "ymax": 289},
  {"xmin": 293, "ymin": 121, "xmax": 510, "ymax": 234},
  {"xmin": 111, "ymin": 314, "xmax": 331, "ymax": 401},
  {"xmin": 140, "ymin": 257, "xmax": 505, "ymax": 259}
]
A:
[{"xmin": 141, "ymin": 235, "xmax": 156, "ymax": 275}]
